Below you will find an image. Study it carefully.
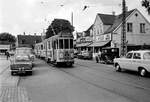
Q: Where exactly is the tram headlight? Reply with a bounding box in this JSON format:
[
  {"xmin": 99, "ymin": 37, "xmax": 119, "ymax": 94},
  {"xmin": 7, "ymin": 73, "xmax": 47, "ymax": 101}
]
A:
[{"xmin": 59, "ymin": 53, "xmax": 63, "ymax": 58}]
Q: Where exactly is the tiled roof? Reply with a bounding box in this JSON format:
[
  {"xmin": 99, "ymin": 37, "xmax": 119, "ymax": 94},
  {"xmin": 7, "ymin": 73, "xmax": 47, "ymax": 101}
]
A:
[
  {"xmin": 98, "ymin": 14, "xmax": 116, "ymax": 25},
  {"xmin": 17, "ymin": 35, "xmax": 42, "ymax": 47},
  {"xmin": 104, "ymin": 9, "xmax": 135, "ymax": 34}
]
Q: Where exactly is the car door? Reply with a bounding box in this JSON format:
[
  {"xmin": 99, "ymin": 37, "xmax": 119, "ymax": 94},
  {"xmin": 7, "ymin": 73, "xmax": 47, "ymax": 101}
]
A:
[
  {"xmin": 132, "ymin": 52, "xmax": 141, "ymax": 71},
  {"xmin": 122, "ymin": 52, "xmax": 133, "ymax": 70}
]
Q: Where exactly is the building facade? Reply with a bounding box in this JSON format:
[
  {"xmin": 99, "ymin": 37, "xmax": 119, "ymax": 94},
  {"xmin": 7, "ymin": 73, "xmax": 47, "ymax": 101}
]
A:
[
  {"xmin": 16, "ymin": 34, "xmax": 42, "ymax": 49},
  {"xmin": 76, "ymin": 8, "xmax": 150, "ymax": 57}
]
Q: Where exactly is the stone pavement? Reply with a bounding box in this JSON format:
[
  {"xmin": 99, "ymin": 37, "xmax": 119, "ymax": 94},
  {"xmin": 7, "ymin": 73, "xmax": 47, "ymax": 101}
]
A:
[{"xmin": 0, "ymin": 55, "xmax": 31, "ymax": 102}]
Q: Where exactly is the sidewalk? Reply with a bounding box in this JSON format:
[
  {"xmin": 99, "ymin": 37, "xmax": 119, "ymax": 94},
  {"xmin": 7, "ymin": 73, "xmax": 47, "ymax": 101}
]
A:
[
  {"xmin": 0, "ymin": 55, "xmax": 31, "ymax": 102},
  {"xmin": 0, "ymin": 55, "xmax": 10, "ymax": 74}
]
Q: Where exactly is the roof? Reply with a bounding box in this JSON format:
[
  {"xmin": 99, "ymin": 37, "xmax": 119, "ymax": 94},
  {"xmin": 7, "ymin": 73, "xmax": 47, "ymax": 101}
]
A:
[
  {"xmin": 84, "ymin": 24, "xmax": 93, "ymax": 36},
  {"xmin": 17, "ymin": 35, "xmax": 42, "ymax": 47},
  {"xmin": 104, "ymin": 9, "xmax": 135, "ymax": 34},
  {"xmin": 89, "ymin": 41, "xmax": 110, "ymax": 47},
  {"xmin": 85, "ymin": 24, "xmax": 93, "ymax": 32},
  {"xmin": 98, "ymin": 14, "xmax": 116, "ymax": 25}
]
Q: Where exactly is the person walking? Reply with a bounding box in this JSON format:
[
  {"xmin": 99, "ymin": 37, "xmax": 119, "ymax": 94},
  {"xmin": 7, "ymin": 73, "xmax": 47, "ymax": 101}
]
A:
[
  {"xmin": 95, "ymin": 52, "xmax": 99, "ymax": 63},
  {"xmin": 6, "ymin": 51, "xmax": 10, "ymax": 60},
  {"xmin": 98, "ymin": 50, "xmax": 102, "ymax": 63}
]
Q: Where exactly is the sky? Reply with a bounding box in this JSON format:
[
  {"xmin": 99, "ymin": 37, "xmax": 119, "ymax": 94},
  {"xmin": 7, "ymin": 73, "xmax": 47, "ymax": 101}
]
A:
[{"xmin": 0, "ymin": 0, "xmax": 150, "ymax": 36}]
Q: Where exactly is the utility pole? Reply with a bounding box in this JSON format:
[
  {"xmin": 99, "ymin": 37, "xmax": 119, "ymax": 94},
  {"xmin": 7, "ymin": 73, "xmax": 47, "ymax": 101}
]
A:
[
  {"xmin": 71, "ymin": 12, "xmax": 73, "ymax": 26},
  {"xmin": 121, "ymin": 0, "xmax": 127, "ymax": 56}
]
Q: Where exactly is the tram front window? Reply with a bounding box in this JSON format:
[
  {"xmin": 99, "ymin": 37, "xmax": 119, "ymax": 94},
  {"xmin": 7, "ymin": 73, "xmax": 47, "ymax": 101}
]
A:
[
  {"xmin": 59, "ymin": 39, "xmax": 73, "ymax": 49},
  {"xmin": 64, "ymin": 39, "xmax": 69, "ymax": 49},
  {"xmin": 70, "ymin": 39, "xmax": 73, "ymax": 49},
  {"xmin": 59, "ymin": 39, "xmax": 63, "ymax": 49}
]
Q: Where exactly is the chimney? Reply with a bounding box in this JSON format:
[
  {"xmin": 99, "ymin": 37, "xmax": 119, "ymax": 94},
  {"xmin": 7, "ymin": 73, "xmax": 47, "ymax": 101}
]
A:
[
  {"xmin": 34, "ymin": 33, "xmax": 36, "ymax": 36},
  {"xmin": 23, "ymin": 32, "xmax": 25, "ymax": 35}
]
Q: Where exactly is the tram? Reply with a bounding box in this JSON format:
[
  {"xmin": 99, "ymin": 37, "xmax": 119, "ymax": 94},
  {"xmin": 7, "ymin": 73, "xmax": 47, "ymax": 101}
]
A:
[{"xmin": 35, "ymin": 31, "xmax": 74, "ymax": 66}]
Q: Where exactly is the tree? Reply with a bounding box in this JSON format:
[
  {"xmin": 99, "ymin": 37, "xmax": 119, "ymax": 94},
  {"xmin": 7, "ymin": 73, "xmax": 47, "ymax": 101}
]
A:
[
  {"xmin": 0, "ymin": 32, "xmax": 16, "ymax": 44},
  {"xmin": 142, "ymin": 0, "xmax": 150, "ymax": 15},
  {"xmin": 45, "ymin": 19, "xmax": 74, "ymax": 39}
]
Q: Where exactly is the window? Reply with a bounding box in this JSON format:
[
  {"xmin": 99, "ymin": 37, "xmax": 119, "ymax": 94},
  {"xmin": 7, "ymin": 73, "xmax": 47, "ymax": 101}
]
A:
[
  {"xmin": 59, "ymin": 39, "xmax": 63, "ymax": 49},
  {"xmin": 143, "ymin": 52, "xmax": 150, "ymax": 59},
  {"xmin": 41, "ymin": 45, "xmax": 43, "ymax": 50},
  {"xmin": 126, "ymin": 53, "xmax": 133, "ymax": 59},
  {"xmin": 64, "ymin": 39, "xmax": 69, "ymax": 49},
  {"xmin": 127, "ymin": 23, "xmax": 133, "ymax": 32},
  {"xmin": 22, "ymin": 39, "xmax": 26, "ymax": 44},
  {"xmin": 48, "ymin": 41, "xmax": 51, "ymax": 49},
  {"xmin": 44, "ymin": 43, "xmax": 46, "ymax": 49},
  {"xmin": 140, "ymin": 23, "xmax": 145, "ymax": 33},
  {"xmin": 53, "ymin": 41, "xmax": 56, "ymax": 49},
  {"xmin": 56, "ymin": 40, "xmax": 58, "ymax": 49},
  {"xmin": 70, "ymin": 39, "xmax": 73, "ymax": 49},
  {"xmin": 133, "ymin": 53, "xmax": 141, "ymax": 59}
]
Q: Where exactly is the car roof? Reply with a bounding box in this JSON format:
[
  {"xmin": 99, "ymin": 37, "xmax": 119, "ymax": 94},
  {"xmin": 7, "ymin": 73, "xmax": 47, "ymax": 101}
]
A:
[
  {"xmin": 128, "ymin": 50, "xmax": 150, "ymax": 54},
  {"xmin": 16, "ymin": 47, "xmax": 32, "ymax": 50}
]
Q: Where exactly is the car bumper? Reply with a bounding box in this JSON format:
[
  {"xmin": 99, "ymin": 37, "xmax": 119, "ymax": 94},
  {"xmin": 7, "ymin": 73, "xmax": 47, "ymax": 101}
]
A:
[{"xmin": 10, "ymin": 64, "xmax": 32, "ymax": 73}]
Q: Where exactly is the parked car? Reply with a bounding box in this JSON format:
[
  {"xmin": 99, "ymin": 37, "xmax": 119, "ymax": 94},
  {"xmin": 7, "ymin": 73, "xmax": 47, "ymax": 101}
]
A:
[
  {"xmin": 77, "ymin": 51, "xmax": 92, "ymax": 60},
  {"xmin": 82, "ymin": 51, "xmax": 92, "ymax": 59},
  {"xmin": 114, "ymin": 50, "xmax": 150, "ymax": 77},
  {"xmin": 100, "ymin": 47, "xmax": 119, "ymax": 64},
  {"xmin": 10, "ymin": 53, "xmax": 33, "ymax": 75}
]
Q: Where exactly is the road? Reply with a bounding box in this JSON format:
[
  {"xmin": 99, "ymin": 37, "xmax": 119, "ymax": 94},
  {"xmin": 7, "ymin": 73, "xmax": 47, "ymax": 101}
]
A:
[{"xmin": 18, "ymin": 58, "xmax": 150, "ymax": 102}]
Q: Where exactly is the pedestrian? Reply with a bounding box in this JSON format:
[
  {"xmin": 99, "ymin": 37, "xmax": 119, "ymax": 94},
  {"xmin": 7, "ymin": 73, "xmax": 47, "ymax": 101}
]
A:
[
  {"xmin": 98, "ymin": 50, "xmax": 102, "ymax": 62},
  {"xmin": 6, "ymin": 51, "xmax": 10, "ymax": 60},
  {"xmin": 95, "ymin": 52, "xmax": 99, "ymax": 63}
]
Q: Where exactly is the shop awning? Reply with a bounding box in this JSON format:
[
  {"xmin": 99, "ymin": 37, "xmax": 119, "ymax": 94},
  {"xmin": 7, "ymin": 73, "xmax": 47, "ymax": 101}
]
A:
[
  {"xmin": 76, "ymin": 43, "xmax": 91, "ymax": 47},
  {"xmin": 89, "ymin": 41, "xmax": 110, "ymax": 47}
]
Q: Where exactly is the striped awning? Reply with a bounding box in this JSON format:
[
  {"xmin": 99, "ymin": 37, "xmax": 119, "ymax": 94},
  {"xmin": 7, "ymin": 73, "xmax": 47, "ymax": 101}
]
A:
[
  {"xmin": 76, "ymin": 43, "xmax": 91, "ymax": 47},
  {"xmin": 89, "ymin": 41, "xmax": 110, "ymax": 47}
]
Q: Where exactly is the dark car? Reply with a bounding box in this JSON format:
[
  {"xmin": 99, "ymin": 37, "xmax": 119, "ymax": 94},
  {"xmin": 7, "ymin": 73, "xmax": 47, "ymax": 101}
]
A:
[{"xmin": 100, "ymin": 47, "xmax": 119, "ymax": 64}]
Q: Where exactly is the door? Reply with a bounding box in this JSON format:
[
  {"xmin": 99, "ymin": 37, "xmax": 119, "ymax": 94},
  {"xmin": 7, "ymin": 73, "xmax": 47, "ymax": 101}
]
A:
[
  {"xmin": 121, "ymin": 52, "xmax": 133, "ymax": 69},
  {"xmin": 132, "ymin": 52, "xmax": 141, "ymax": 71}
]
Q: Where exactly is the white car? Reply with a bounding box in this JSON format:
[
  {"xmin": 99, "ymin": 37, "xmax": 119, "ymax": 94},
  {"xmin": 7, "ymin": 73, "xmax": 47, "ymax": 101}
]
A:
[{"xmin": 114, "ymin": 50, "xmax": 150, "ymax": 77}]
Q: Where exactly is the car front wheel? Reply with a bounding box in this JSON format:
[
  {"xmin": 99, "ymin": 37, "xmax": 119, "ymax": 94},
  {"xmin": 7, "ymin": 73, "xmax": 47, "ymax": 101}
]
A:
[
  {"xmin": 139, "ymin": 68, "xmax": 147, "ymax": 77},
  {"xmin": 115, "ymin": 64, "xmax": 121, "ymax": 72}
]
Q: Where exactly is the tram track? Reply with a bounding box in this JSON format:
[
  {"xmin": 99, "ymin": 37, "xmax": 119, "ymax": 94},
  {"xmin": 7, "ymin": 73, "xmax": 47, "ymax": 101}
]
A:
[
  {"xmin": 46, "ymin": 62, "xmax": 141, "ymax": 102},
  {"xmin": 46, "ymin": 59, "xmax": 150, "ymax": 93},
  {"xmin": 76, "ymin": 62, "xmax": 150, "ymax": 91}
]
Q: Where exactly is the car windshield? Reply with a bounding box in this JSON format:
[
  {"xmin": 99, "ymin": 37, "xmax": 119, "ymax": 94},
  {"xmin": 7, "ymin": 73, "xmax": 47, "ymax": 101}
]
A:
[
  {"xmin": 15, "ymin": 48, "xmax": 32, "ymax": 55},
  {"xmin": 143, "ymin": 52, "xmax": 150, "ymax": 60},
  {"xmin": 15, "ymin": 55, "xmax": 30, "ymax": 61}
]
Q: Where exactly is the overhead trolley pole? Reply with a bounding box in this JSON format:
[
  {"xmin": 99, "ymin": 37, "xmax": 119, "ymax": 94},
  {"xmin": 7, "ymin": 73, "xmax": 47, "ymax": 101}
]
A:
[{"xmin": 121, "ymin": 0, "xmax": 127, "ymax": 56}]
